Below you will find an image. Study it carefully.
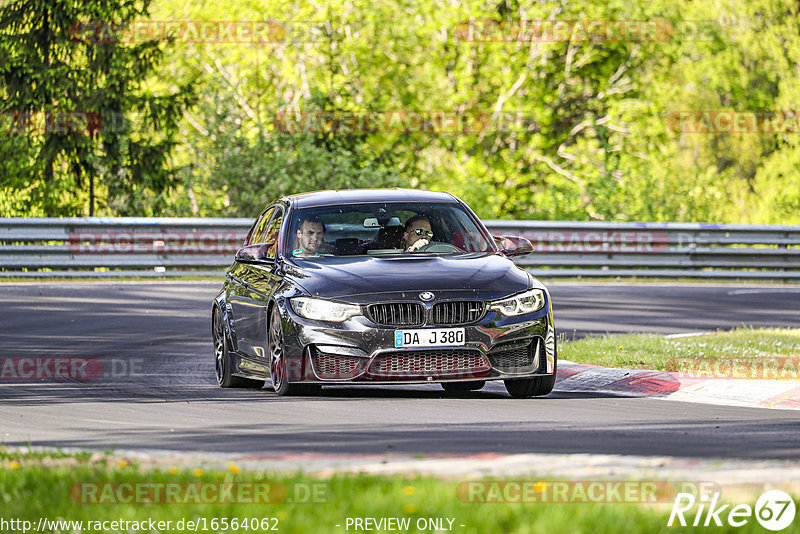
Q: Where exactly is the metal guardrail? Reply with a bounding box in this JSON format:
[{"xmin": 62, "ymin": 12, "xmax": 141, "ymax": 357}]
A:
[
  {"xmin": 490, "ymin": 220, "xmax": 800, "ymax": 279},
  {"xmin": 1, "ymin": 217, "xmax": 798, "ymax": 279}
]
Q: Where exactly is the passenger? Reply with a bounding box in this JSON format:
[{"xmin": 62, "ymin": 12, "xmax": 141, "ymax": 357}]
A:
[
  {"xmin": 403, "ymin": 215, "xmax": 434, "ymax": 252},
  {"xmin": 293, "ymin": 216, "xmax": 325, "ymax": 257}
]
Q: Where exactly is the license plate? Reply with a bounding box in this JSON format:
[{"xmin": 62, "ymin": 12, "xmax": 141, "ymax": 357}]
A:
[{"xmin": 394, "ymin": 328, "xmax": 465, "ymax": 348}]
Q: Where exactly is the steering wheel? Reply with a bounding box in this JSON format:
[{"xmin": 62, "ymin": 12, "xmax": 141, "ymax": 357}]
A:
[{"xmin": 414, "ymin": 241, "xmax": 463, "ymax": 253}]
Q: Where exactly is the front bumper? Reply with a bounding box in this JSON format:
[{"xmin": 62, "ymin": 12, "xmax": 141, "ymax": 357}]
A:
[{"xmin": 281, "ymin": 304, "xmax": 556, "ymax": 384}]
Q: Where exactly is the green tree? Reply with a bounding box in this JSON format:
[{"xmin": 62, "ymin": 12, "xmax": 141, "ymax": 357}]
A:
[
  {"xmin": 0, "ymin": 0, "xmax": 195, "ymax": 216},
  {"xmin": 205, "ymin": 92, "xmax": 405, "ymax": 216},
  {"xmin": 4, "ymin": 0, "xmax": 800, "ymax": 223}
]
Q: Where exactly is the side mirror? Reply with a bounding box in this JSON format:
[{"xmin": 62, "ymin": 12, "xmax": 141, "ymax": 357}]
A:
[
  {"xmin": 235, "ymin": 243, "xmax": 274, "ymax": 263},
  {"xmin": 494, "ymin": 235, "xmax": 534, "ymax": 257}
]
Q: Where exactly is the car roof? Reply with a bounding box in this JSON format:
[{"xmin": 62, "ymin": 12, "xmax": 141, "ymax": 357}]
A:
[{"xmin": 286, "ymin": 188, "xmax": 458, "ymax": 208}]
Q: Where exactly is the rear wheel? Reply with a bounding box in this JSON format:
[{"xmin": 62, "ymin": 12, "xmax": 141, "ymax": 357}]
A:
[
  {"xmin": 504, "ymin": 375, "xmax": 556, "ymax": 398},
  {"xmin": 213, "ymin": 307, "xmax": 264, "ymax": 389},
  {"xmin": 441, "ymin": 381, "xmax": 485, "ymax": 393}
]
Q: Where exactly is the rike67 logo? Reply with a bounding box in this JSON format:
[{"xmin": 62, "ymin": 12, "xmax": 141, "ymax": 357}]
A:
[{"xmin": 669, "ymin": 490, "xmax": 796, "ymax": 531}]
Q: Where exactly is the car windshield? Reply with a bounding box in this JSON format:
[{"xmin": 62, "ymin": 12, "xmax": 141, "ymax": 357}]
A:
[{"xmin": 287, "ymin": 202, "xmax": 495, "ymax": 259}]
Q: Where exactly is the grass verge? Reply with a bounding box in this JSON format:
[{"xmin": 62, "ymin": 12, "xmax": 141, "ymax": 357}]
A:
[
  {"xmin": 0, "ymin": 451, "xmax": 788, "ymax": 534},
  {"xmin": 560, "ymin": 327, "xmax": 800, "ymax": 379}
]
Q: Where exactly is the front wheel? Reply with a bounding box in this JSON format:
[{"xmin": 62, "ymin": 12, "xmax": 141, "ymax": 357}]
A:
[
  {"xmin": 268, "ymin": 308, "xmax": 292, "ymax": 395},
  {"xmin": 268, "ymin": 308, "xmax": 317, "ymax": 396},
  {"xmin": 504, "ymin": 374, "xmax": 556, "ymax": 398},
  {"xmin": 213, "ymin": 307, "xmax": 264, "ymax": 389}
]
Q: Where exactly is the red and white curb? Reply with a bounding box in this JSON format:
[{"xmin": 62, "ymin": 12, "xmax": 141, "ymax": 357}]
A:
[{"xmin": 556, "ymin": 361, "xmax": 800, "ymax": 410}]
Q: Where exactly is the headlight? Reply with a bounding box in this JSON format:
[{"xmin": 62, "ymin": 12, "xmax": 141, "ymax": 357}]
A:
[
  {"xmin": 290, "ymin": 297, "xmax": 361, "ymax": 322},
  {"xmin": 490, "ymin": 289, "xmax": 546, "ymax": 316}
]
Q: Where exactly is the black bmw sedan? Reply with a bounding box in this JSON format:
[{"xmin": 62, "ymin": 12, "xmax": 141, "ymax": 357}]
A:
[{"xmin": 212, "ymin": 189, "xmax": 556, "ymax": 398}]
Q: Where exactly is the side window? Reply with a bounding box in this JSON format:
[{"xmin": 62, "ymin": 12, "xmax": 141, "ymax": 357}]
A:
[
  {"xmin": 244, "ymin": 221, "xmax": 258, "ymax": 247},
  {"xmin": 263, "ymin": 208, "xmax": 283, "ymax": 258},
  {"xmin": 248, "ymin": 207, "xmax": 275, "ymax": 246}
]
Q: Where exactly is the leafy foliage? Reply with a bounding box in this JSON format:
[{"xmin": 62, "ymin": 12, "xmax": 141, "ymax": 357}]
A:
[
  {"xmin": 1, "ymin": 0, "xmax": 799, "ymax": 222},
  {"xmin": 0, "ymin": 0, "xmax": 194, "ymax": 216}
]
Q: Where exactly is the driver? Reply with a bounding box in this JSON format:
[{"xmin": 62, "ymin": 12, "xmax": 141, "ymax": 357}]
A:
[
  {"xmin": 403, "ymin": 215, "xmax": 433, "ymax": 252},
  {"xmin": 293, "ymin": 215, "xmax": 325, "ymax": 257}
]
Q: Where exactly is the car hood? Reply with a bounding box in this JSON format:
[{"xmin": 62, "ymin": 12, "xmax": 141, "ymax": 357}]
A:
[{"xmin": 284, "ymin": 253, "xmax": 532, "ymax": 302}]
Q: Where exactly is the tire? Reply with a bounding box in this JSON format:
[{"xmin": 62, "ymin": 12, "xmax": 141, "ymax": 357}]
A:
[
  {"xmin": 213, "ymin": 307, "xmax": 264, "ymax": 389},
  {"xmin": 504, "ymin": 332, "xmax": 558, "ymax": 398},
  {"xmin": 503, "ymin": 374, "xmax": 556, "ymax": 398},
  {"xmin": 268, "ymin": 307, "xmax": 310, "ymax": 396},
  {"xmin": 441, "ymin": 381, "xmax": 485, "ymax": 392}
]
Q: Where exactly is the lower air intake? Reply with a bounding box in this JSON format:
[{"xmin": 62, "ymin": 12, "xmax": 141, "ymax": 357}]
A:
[
  {"xmin": 312, "ymin": 351, "xmax": 366, "ymax": 380},
  {"xmin": 488, "ymin": 338, "xmax": 541, "ymax": 374},
  {"xmin": 367, "ymin": 350, "xmax": 491, "ymax": 380}
]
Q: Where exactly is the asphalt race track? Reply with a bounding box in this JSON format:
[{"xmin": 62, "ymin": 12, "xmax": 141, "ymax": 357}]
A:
[{"xmin": 1, "ymin": 281, "xmax": 799, "ymax": 459}]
